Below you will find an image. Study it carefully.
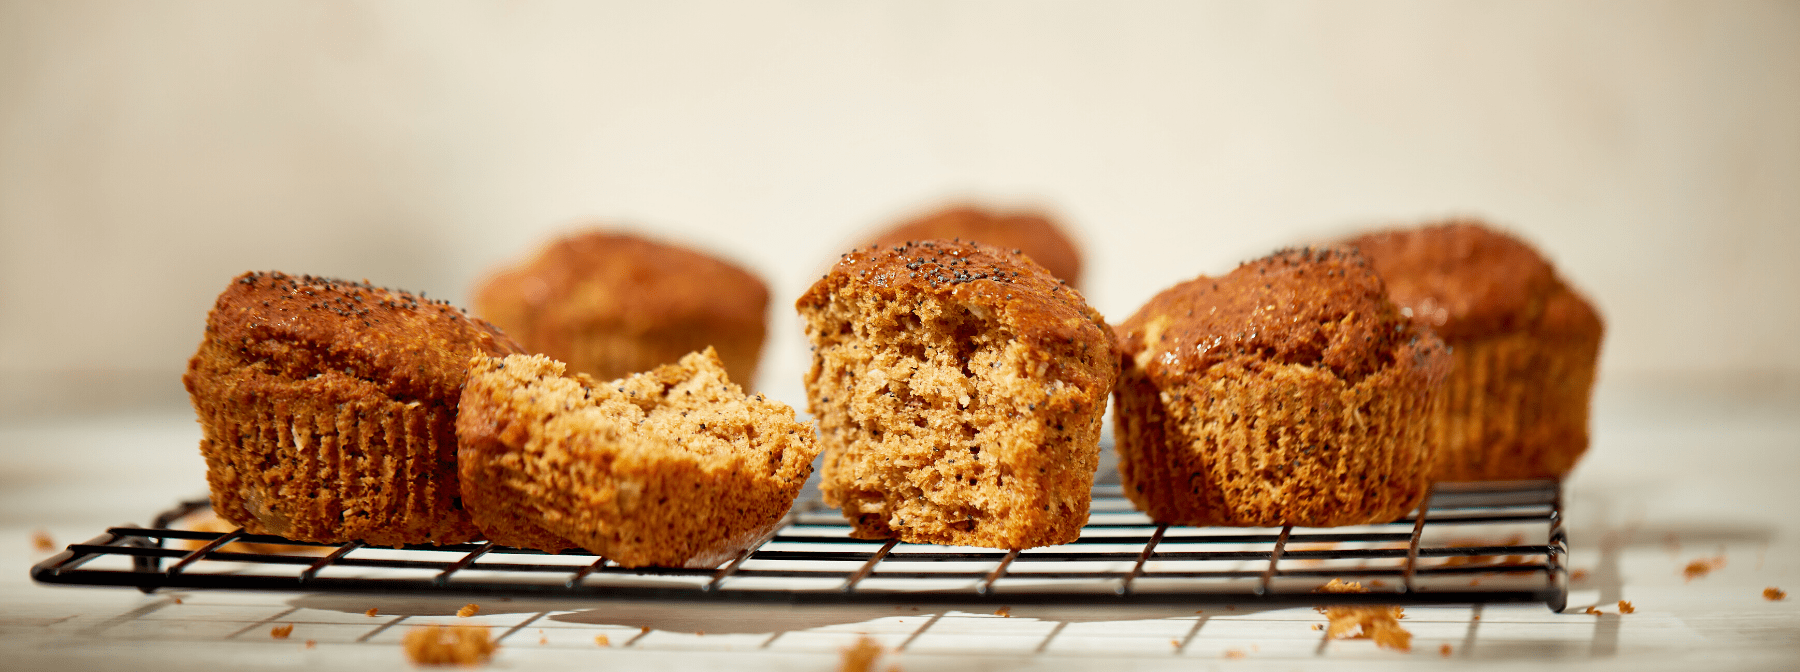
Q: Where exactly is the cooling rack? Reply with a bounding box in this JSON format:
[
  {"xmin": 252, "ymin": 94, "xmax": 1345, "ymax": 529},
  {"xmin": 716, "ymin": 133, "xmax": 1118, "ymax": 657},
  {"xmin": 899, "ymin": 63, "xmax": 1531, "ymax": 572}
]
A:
[{"xmin": 31, "ymin": 479, "xmax": 1568, "ymax": 611}]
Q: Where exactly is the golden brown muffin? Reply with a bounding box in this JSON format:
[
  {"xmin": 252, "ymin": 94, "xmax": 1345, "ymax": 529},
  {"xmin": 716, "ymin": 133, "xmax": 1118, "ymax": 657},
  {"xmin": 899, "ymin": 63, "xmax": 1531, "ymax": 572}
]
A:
[
  {"xmin": 797, "ymin": 239, "xmax": 1117, "ymax": 549},
  {"xmin": 1113, "ymin": 247, "xmax": 1450, "ymax": 527},
  {"xmin": 1346, "ymin": 220, "xmax": 1604, "ymax": 481},
  {"xmin": 472, "ymin": 229, "xmax": 770, "ymax": 385},
  {"xmin": 455, "ymin": 348, "xmax": 819, "ymax": 567},
  {"xmin": 183, "ymin": 271, "xmax": 524, "ymax": 546},
  {"xmin": 859, "ymin": 204, "xmax": 1085, "ymax": 288}
]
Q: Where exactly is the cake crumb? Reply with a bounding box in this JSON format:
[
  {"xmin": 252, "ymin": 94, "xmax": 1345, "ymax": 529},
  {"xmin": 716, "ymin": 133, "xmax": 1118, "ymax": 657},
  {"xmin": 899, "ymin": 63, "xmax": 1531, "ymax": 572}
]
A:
[
  {"xmin": 31, "ymin": 529, "xmax": 55, "ymax": 552},
  {"xmin": 172, "ymin": 597, "xmax": 183, "ymax": 605},
  {"xmin": 1224, "ymin": 649, "xmax": 1246, "ymax": 659},
  {"xmin": 1312, "ymin": 624, "xmax": 1325, "ymax": 631},
  {"xmin": 365, "ymin": 607, "xmax": 379, "ymax": 617},
  {"xmin": 594, "ymin": 634, "xmax": 610, "ymax": 646},
  {"xmin": 402, "ymin": 625, "xmax": 496, "ymax": 666},
  {"xmin": 1442, "ymin": 535, "xmax": 1524, "ymax": 566},
  {"xmin": 841, "ymin": 636, "xmax": 885, "ymax": 672},
  {"xmin": 305, "ymin": 639, "xmax": 316, "ymax": 648},
  {"xmin": 1316, "ymin": 579, "xmax": 1412, "ymax": 651},
  {"xmin": 271, "ymin": 624, "xmax": 294, "ymax": 639},
  {"xmin": 1617, "ymin": 600, "xmax": 1635, "ymax": 614},
  {"xmin": 1765, "ymin": 587, "xmax": 1787, "ymax": 601},
  {"xmin": 1683, "ymin": 556, "xmax": 1726, "ymax": 582},
  {"xmin": 1584, "ymin": 606, "xmax": 1603, "ymax": 616},
  {"xmin": 457, "ymin": 603, "xmax": 480, "ymax": 618},
  {"xmin": 994, "ymin": 606, "xmax": 1011, "ymax": 618},
  {"xmin": 1439, "ymin": 643, "xmax": 1453, "ymax": 657}
]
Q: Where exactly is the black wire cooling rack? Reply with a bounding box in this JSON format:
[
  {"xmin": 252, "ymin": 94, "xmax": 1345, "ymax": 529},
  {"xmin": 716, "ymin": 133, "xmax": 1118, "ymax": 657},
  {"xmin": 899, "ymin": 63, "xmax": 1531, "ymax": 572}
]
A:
[{"xmin": 31, "ymin": 479, "xmax": 1568, "ymax": 611}]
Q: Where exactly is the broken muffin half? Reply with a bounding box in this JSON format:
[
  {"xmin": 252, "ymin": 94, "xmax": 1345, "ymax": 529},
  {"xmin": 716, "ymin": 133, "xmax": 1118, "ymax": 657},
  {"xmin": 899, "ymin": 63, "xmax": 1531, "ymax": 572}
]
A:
[
  {"xmin": 456, "ymin": 348, "xmax": 818, "ymax": 567},
  {"xmin": 797, "ymin": 239, "xmax": 1117, "ymax": 549}
]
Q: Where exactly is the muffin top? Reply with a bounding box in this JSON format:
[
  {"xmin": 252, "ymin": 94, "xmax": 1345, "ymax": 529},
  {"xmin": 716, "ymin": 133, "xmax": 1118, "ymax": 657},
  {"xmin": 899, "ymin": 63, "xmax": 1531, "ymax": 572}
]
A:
[
  {"xmin": 193, "ymin": 271, "xmax": 523, "ymax": 402},
  {"xmin": 1116, "ymin": 246, "xmax": 1447, "ymax": 385},
  {"xmin": 1345, "ymin": 220, "xmax": 1600, "ymax": 341},
  {"xmin": 799, "ymin": 238, "xmax": 1110, "ymax": 357},
  {"xmin": 858, "ymin": 204, "xmax": 1084, "ymax": 288},
  {"xmin": 473, "ymin": 229, "xmax": 769, "ymax": 334}
]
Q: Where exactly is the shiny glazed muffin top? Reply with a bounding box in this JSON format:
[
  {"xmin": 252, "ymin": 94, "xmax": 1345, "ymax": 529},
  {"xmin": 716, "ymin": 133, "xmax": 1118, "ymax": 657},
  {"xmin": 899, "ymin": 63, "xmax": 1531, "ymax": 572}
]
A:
[
  {"xmin": 1116, "ymin": 246, "xmax": 1446, "ymax": 384},
  {"xmin": 1345, "ymin": 220, "xmax": 1598, "ymax": 341},
  {"xmin": 858, "ymin": 205, "xmax": 1084, "ymax": 288},
  {"xmin": 798, "ymin": 238, "xmax": 1106, "ymax": 351},
  {"xmin": 195, "ymin": 271, "xmax": 522, "ymax": 402}
]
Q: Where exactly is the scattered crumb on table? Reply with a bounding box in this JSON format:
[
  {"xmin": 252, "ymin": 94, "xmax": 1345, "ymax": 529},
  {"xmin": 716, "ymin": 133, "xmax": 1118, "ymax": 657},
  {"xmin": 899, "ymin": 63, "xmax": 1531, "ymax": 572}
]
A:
[
  {"xmin": 1684, "ymin": 555, "xmax": 1726, "ymax": 582},
  {"xmin": 403, "ymin": 625, "xmax": 495, "ymax": 666},
  {"xmin": 271, "ymin": 624, "xmax": 294, "ymax": 639},
  {"xmin": 1316, "ymin": 579, "xmax": 1412, "ymax": 651},
  {"xmin": 841, "ymin": 635, "xmax": 884, "ymax": 672},
  {"xmin": 456, "ymin": 604, "xmax": 480, "ymax": 618}
]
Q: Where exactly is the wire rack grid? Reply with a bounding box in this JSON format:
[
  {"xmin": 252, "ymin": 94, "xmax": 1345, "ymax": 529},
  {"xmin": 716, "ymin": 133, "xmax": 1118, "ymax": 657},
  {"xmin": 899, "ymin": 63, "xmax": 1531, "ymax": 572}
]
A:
[{"xmin": 32, "ymin": 479, "xmax": 1568, "ymax": 611}]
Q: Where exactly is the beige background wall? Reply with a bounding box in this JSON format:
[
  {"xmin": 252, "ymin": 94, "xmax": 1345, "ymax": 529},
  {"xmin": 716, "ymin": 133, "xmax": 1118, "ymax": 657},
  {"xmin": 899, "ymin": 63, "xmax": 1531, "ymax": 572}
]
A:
[{"xmin": 2, "ymin": 0, "xmax": 1797, "ymax": 416}]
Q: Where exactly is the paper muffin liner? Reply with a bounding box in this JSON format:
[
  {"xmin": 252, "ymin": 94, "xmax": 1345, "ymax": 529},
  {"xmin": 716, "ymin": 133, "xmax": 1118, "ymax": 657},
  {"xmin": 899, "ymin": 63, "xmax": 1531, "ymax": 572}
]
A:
[
  {"xmin": 1429, "ymin": 332, "xmax": 1599, "ymax": 481},
  {"xmin": 1116, "ymin": 360, "xmax": 1442, "ymax": 527},
  {"xmin": 195, "ymin": 382, "xmax": 480, "ymax": 547}
]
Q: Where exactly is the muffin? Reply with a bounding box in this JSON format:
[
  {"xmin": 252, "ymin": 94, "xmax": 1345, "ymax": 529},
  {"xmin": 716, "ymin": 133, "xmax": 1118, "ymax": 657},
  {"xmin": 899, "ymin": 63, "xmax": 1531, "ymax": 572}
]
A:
[
  {"xmin": 183, "ymin": 271, "xmax": 524, "ymax": 546},
  {"xmin": 1113, "ymin": 247, "xmax": 1450, "ymax": 528},
  {"xmin": 471, "ymin": 229, "xmax": 769, "ymax": 385},
  {"xmin": 455, "ymin": 348, "xmax": 819, "ymax": 567},
  {"xmin": 858, "ymin": 204, "xmax": 1085, "ymax": 288},
  {"xmin": 1346, "ymin": 220, "xmax": 1604, "ymax": 481},
  {"xmin": 797, "ymin": 239, "xmax": 1117, "ymax": 549}
]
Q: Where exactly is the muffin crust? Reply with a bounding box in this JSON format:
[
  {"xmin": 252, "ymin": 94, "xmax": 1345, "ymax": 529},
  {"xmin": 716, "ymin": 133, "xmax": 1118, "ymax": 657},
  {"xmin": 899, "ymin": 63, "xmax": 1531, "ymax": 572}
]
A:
[{"xmin": 859, "ymin": 205, "xmax": 1085, "ymax": 288}]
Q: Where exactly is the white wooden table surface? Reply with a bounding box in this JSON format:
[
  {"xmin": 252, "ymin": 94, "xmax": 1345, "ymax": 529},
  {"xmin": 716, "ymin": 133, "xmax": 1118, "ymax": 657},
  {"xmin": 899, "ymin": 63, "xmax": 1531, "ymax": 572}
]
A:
[{"xmin": 4, "ymin": 375, "xmax": 1796, "ymax": 671}]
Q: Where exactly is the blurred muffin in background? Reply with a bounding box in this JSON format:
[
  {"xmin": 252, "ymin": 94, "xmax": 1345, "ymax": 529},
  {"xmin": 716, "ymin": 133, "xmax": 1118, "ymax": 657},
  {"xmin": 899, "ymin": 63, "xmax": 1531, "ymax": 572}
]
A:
[
  {"xmin": 472, "ymin": 229, "xmax": 770, "ymax": 385},
  {"xmin": 857, "ymin": 204, "xmax": 1084, "ymax": 289},
  {"xmin": 1345, "ymin": 220, "xmax": 1604, "ymax": 481}
]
